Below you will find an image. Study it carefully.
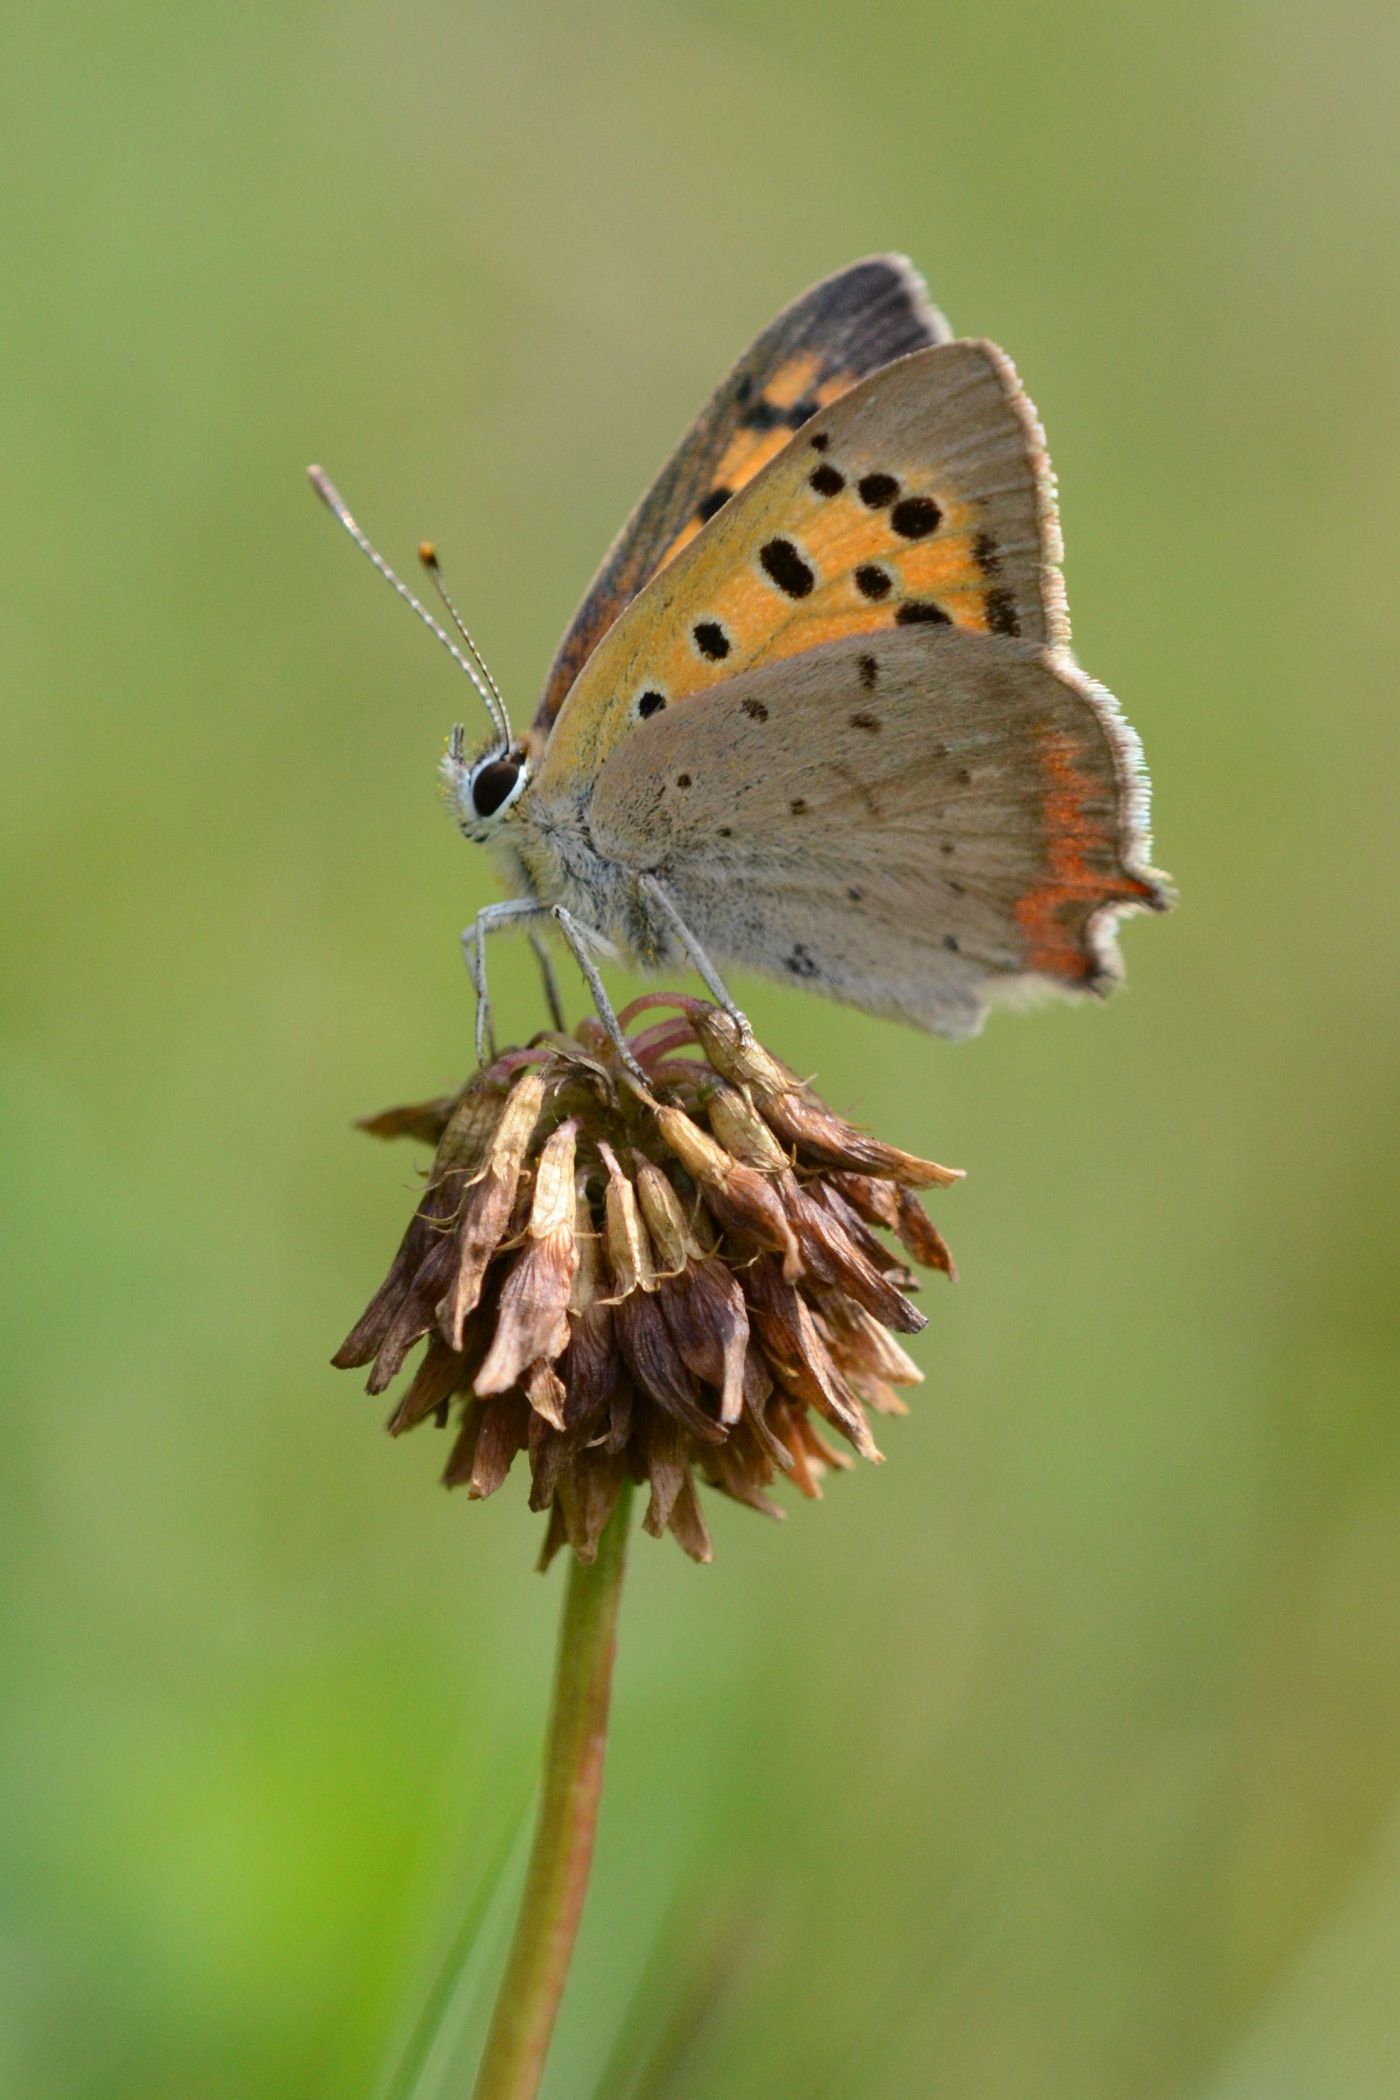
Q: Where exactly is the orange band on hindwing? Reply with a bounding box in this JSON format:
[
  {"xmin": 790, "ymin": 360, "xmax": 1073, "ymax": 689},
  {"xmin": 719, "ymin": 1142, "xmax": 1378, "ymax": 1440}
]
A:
[{"xmin": 1016, "ymin": 726, "xmax": 1158, "ymax": 979}]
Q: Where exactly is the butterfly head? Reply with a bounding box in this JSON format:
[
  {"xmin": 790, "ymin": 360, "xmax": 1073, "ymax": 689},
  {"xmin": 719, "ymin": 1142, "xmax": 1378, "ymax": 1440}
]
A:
[{"xmin": 441, "ymin": 725, "xmax": 531, "ymax": 842}]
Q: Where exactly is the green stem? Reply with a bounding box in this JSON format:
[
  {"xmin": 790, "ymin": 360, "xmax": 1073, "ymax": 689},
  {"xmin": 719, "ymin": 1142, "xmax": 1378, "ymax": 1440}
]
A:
[{"xmin": 472, "ymin": 1480, "xmax": 635, "ymax": 2100}]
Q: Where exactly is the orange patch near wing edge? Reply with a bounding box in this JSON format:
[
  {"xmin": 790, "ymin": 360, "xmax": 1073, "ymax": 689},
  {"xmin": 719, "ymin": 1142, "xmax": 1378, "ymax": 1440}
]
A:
[{"xmin": 1016, "ymin": 726, "xmax": 1157, "ymax": 979}]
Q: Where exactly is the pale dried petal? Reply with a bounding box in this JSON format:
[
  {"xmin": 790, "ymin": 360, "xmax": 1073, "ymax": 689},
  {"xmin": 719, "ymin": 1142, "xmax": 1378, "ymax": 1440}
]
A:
[
  {"xmin": 632, "ymin": 1154, "xmax": 704, "ymax": 1272},
  {"xmin": 437, "ymin": 1069, "xmax": 547, "ymax": 1349},
  {"xmin": 522, "ymin": 1357, "xmax": 568, "ymax": 1429},
  {"xmin": 599, "ymin": 1142, "xmax": 655, "ymax": 1298},
  {"xmin": 705, "ymin": 1082, "xmax": 790, "ymax": 1176}
]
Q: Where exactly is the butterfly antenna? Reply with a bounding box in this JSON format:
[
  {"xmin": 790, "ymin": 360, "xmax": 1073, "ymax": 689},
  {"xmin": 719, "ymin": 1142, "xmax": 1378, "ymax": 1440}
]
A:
[
  {"xmin": 417, "ymin": 542, "xmax": 513, "ymax": 744},
  {"xmin": 306, "ymin": 466, "xmax": 513, "ymax": 750}
]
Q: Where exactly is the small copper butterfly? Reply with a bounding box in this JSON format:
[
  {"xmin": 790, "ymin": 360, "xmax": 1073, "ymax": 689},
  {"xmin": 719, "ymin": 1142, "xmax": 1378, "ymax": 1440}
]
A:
[{"xmin": 311, "ymin": 255, "xmax": 1170, "ymax": 1074}]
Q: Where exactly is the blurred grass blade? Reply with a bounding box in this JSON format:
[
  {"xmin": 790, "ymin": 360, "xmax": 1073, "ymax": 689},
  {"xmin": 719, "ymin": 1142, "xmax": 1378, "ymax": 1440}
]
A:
[
  {"xmin": 380, "ymin": 1787, "xmax": 534, "ymax": 2100},
  {"xmin": 587, "ymin": 1878, "xmax": 769, "ymax": 2100}
]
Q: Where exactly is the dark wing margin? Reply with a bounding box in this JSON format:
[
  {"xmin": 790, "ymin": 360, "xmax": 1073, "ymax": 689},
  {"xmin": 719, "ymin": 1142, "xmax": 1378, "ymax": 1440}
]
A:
[{"xmin": 533, "ymin": 255, "xmax": 950, "ymax": 735}]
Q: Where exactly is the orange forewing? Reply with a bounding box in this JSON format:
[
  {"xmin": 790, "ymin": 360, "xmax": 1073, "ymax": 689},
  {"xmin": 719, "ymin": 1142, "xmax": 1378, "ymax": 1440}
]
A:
[{"xmin": 536, "ymin": 338, "xmax": 1059, "ymax": 787}]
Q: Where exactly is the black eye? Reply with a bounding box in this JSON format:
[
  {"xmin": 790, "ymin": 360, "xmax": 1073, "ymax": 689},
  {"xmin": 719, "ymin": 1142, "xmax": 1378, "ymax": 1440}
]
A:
[{"xmin": 471, "ymin": 759, "xmax": 520, "ymax": 818}]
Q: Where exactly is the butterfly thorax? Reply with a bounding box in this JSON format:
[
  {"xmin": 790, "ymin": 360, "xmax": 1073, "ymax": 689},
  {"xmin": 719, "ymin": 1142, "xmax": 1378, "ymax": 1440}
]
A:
[{"xmin": 492, "ymin": 779, "xmax": 661, "ymax": 968}]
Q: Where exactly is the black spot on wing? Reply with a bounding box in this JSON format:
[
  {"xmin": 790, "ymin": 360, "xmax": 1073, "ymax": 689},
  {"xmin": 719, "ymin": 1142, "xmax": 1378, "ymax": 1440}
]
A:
[
  {"xmin": 637, "ymin": 690, "xmax": 666, "ymax": 718},
  {"xmin": 857, "ymin": 654, "xmax": 879, "ymax": 689},
  {"xmin": 849, "ymin": 710, "xmax": 881, "ymax": 732},
  {"xmin": 785, "ymin": 943, "xmax": 820, "ymax": 979},
  {"xmin": 973, "ymin": 531, "xmax": 1000, "ymax": 575},
  {"xmin": 855, "ymin": 564, "xmax": 892, "ymax": 600},
  {"xmin": 891, "ymin": 496, "xmax": 941, "ymax": 539},
  {"xmin": 696, "ymin": 486, "xmax": 732, "ymax": 524},
  {"xmin": 741, "ymin": 697, "xmax": 769, "ymax": 723},
  {"xmin": 985, "ymin": 588, "xmax": 1020, "ymax": 635},
  {"xmin": 789, "ymin": 797, "xmax": 808, "ymax": 815},
  {"xmin": 693, "ymin": 620, "xmax": 731, "ymax": 661},
  {"xmin": 808, "ymin": 462, "xmax": 845, "ymax": 497},
  {"xmin": 896, "ymin": 600, "xmax": 951, "ymax": 625},
  {"xmin": 858, "ymin": 472, "xmax": 899, "ymax": 508},
  {"xmin": 810, "ymin": 430, "xmax": 831, "ymax": 453},
  {"xmin": 759, "ymin": 537, "xmax": 815, "ymax": 598}
]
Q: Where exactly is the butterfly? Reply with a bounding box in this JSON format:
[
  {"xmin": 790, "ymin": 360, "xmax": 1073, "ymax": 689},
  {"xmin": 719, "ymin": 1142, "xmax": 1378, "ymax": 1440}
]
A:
[{"xmin": 311, "ymin": 255, "xmax": 1170, "ymax": 1075}]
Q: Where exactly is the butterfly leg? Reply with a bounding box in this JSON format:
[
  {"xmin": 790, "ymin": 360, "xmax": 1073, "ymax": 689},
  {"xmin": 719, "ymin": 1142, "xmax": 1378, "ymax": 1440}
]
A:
[
  {"xmin": 550, "ymin": 906, "xmax": 649, "ymax": 1086},
  {"xmin": 637, "ymin": 873, "xmax": 753, "ymax": 1047},
  {"xmin": 460, "ymin": 899, "xmax": 551, "ymax": 1065},
  {"xmin": 529, "ymin": 931, "xmax": 567, "ymax": 1033}
]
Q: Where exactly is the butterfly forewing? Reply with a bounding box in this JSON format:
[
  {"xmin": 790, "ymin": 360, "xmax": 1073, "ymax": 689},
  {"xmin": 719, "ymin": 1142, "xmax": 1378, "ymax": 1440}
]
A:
[
  {"xmin": 534, "ymin": 340, "xmax": 1066, "ymax": 787},
  {"xmin": 534, "ymin": 255, "xmax": 948, "ymax": 734},
  {"xmin": 585, "ymin": 628, "xmax": 1167, "ymax": 1036}
]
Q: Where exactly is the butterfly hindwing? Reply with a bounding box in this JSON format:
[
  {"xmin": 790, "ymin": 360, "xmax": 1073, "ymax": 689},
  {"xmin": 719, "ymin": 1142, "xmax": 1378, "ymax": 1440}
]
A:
[
  {"xmin": 585, "ymin": 627, "xmax": 1167, "ymax": 1035},
  {"xmin": 533, "ymin": 339, "xmax": 1067, "ymax": 788},
  {"xmin": 534, "ymin": 255, "xmax": 948, "ymax": 734}
]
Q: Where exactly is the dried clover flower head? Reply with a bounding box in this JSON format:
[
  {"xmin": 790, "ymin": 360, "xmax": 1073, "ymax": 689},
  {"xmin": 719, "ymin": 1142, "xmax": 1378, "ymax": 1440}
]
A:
[{"xmin": 334, "ymin": 997, "xmax": 961, "ymax": 1564}]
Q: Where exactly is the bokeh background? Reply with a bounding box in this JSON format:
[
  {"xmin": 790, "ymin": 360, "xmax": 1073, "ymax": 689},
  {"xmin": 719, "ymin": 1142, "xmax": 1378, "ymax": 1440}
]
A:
[{"xmin": 6, "ymin": 2, "xmax": 1400, "ymax": 2095}]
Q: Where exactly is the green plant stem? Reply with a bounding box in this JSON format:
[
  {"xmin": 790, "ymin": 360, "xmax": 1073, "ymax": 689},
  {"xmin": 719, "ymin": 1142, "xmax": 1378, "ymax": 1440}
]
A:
[{"xmin": 471, "ymin": 1480, "xmax": 635, "ymax": 2100}]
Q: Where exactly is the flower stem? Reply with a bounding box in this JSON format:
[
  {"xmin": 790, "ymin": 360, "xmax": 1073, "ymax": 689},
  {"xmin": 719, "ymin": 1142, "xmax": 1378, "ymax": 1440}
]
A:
[{"xmin": 471, "ymin": 1480, "xmax": 635, "ymax": 2100}]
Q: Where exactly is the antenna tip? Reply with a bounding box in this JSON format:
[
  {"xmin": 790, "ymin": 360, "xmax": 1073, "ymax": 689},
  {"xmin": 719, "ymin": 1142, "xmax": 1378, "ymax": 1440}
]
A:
[{"xmin": 418, "ymin": 541, "xmax": 439, "ymax": 568}]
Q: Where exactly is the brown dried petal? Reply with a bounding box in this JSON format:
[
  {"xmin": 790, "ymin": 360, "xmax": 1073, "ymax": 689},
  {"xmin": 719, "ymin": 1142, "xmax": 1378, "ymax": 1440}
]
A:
[
  {"xmin": 615, "ymin": 1288, "xmax": 726, "ymax": 1444},
  {"xmin": 830, "ymin": 1171, "xmax": 901, "ymax": 1233},
  {"xmin": 642, "ymin": 1414, "xmax": 690, "ymax": 1538},
  {"xmin": 699, "ymin": 1431, "xmax": 785, "ymax": 1519},
  {"xmin": 809, "ymin": 1181, "xmax": 920, "ymax": 1285},
  {"xmin": 366, "ymin": 1232, "xmax": 461, "ymax": 1393},
  {"xmin": 666, "ymin": 1470, "xmax": 714, "ymax": 1563},
  {"xmin": 653, "ymin": 1104, "xmax": 800, "ymax": 1278},
  {"xmin": 356, "ymin": 1094, "xmax": 457, "ymax": 1146},
  {"xmin": 559, "ymin": 1300, "xmax": 620, "ymax": 1431},
  {"xmin": 894, "ymin": 1189, "xmax": 958, "ymax": 1279},
  {"xmin": 385, "ymin": 1334, "xmax": 464, "ymax": 1436},
  {"xmin": 557, "ymin": 1445, "xmax": 627, "ymax": 1561},
  {"xmin": 819, "ymin": 1297, "xmax": 924, "ymax": 1390},
  {"xmin": 783, "ymin": 1181, "xmax": 926, "ymax": 1335},
  {"xmin": 743, "ymin": 1258, "xmax": 881, "ymax": 1460},
  {"xmin": 658, "ymin": 1260, "xmax": 750, "ymax": 1425},
  {"xmin": 443, "ymin": 1390, "xmax": 530, "ymax": 1497},
  {"xmin": 332, "ymin": 1229, "xmax": 424, "ymax": 1369}
]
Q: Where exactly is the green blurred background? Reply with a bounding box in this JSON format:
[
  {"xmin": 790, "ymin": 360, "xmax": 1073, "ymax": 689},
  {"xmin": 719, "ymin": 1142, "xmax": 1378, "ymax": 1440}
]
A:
[{"xmin": 6, "ymin": 1, "xmax": 1400, "ymax": 2094}]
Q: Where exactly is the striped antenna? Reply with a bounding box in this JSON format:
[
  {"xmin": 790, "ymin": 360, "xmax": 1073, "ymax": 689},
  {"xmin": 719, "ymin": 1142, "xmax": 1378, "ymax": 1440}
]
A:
[
  {"xmin": 418, "ymin": 542, "xmax": 510, "ymax": 729},
  {"xmin": 306, "ymin": 467, "xmax": 513, "ymax": 751}
]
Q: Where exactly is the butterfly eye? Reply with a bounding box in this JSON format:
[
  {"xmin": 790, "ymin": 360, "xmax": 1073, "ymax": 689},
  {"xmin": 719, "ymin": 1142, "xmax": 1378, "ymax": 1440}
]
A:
[{"xmin": 470, "ymin": 758, "xmax": 522, "ymax": 819}]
